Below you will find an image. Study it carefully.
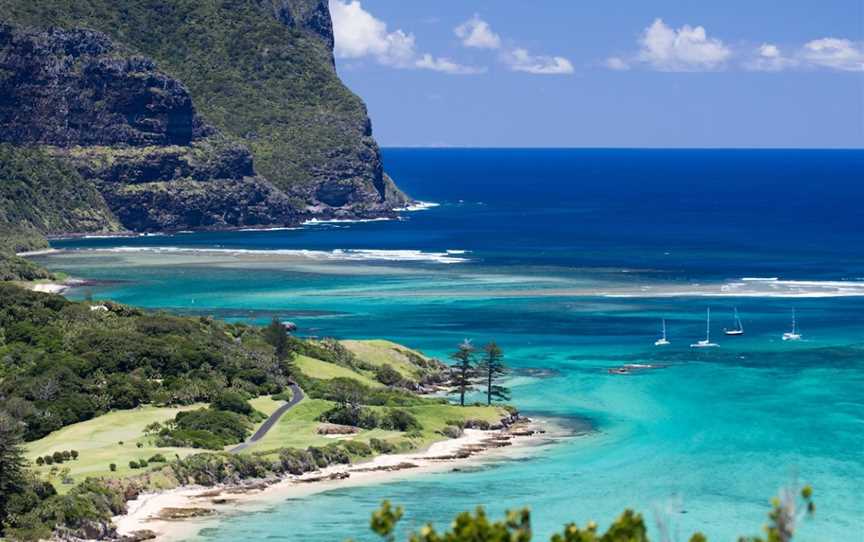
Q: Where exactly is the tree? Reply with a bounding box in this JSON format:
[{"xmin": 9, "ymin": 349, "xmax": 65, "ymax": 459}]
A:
[
  {"xmin": 449, "ymin": 339, "xmax": 477, "ymax": 407},
  {"xmin": 264, "ymin": 317, "xmax": 290, "ymax": 360},
  {"xmin": 478, "ymin": 342, "xmax": 511, "ymax": 406},
  {"xmin": 0, "ymin": 412, "xmax": 26, "ymax": 535}
]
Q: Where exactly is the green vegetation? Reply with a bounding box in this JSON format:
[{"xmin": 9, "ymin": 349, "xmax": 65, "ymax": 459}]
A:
[
  {"xmin": 23, "ymin": 404, "xmax": 203, "ymax": 486},
  {"xmin": 1, "ymin": 0, "xmax": 400, "ymax": 208},
  {"xmin": 0, "ymin": 144, "xmax": 123, "ymax": 280},
  {"xmin": 0, "ymin": 145, "xmax": 120, "ymax": 251},
  {"xmin": 366, "ymin": 487, "xmax": 816, "ymax": 542},
  {"xmin": 295, "ymin": 354, "xmax": 382, "ymax": 387},
  {"xmin": 341, "ymin": 339, "xmax": 446, "ymax": 384},
  {"xmin": 154, "ymin": 408, "xmax": 253, "ymax": 450},
  {"xmin": 0, "ymin": 283, "xmax": 292, "ymax": 441},
  {"xmin": 446, "ymin": 340, "xmax": 511, "ymax": 407},
  {"xmin": 478, "ymin": 342, "xmax": 511, "ymax": 406},
  {"xmin": 450, "ymin": 340, "xmax": 478, "ymax": 406}
]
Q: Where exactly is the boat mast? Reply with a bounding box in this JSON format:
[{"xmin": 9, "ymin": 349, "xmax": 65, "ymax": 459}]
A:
[{"xmin": 706, "ymin": 307, "xmax": 711, "ymax": 341}]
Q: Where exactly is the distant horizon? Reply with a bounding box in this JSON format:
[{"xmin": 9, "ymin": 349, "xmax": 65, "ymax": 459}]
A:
[{"xmin": 334, "ymin": 1, "xmax": 863, "ymax": 149}]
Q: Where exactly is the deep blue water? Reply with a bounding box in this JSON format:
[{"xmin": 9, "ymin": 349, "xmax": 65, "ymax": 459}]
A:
[{"xmin": 39, "ymin": 149, "xmax": 864, "ymax": 541}]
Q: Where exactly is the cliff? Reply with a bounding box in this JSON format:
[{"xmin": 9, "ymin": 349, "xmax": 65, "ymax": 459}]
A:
[{"xmin": 0, "ymin": 0, "xmax": 410, "ymax": 246}]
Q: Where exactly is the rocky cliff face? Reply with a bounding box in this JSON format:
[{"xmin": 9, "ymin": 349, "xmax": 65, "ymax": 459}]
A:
[
  {"xmin": 0, "ymin": 0, "xmax": 410, "ymax": 237},
  {"xmin": 0, "ymin": 24, "xmax": 297, "ymax": 232}
]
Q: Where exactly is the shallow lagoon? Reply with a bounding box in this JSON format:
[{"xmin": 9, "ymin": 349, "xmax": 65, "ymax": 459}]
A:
[{"xmin": 39, "ymin": 149, "xmax": 864, "ymax": 540}]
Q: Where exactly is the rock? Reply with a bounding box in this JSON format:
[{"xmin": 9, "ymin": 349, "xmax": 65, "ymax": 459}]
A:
[
  {"xmin": 157, "ymin": 507, "xmax": 214, "ymax": 520},
  {"xmin": 121, "ymin": 530, "xmax": 157, "ymax": 542},
  {"xmin": 317, "ymin": 423, "xmax": 359, "ymax": 435},
  {"xmin": 0, "ymin": 1, "xmax": 414, "ymax": 240},
  {"xmin": 55, "ymin": 519, "xmax": 117, "ymax": 541},
  {"xmin": 0, "ymin": 23, "xmax": 298, "ymax": 232}
]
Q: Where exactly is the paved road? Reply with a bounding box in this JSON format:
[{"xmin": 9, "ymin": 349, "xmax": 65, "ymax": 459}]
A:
[{"xmin": 230, "ymin": 383, "xmax": 304, "ymax": 453}]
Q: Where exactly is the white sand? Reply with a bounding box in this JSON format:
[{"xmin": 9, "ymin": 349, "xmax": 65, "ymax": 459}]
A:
[{"xmin": 114, "ymin": 427, "xmax": 550, "ymax": 541}]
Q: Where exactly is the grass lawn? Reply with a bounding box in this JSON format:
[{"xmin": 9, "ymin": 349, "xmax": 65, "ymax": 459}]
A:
[
  {"xmin": 341, "ymin": 339, "xmax": 430, "ymax": 379},
  {"xmin": 24, "ymin": 404, "xmax": 204, "ymax": 490},
  {"xmin": 401, "ymin": 403, "xmax": 508, "ymax": 448},
  {"xmin": 294, "ymin": 354, "xmax": 381, "ymax": 387},
  {"xmin": 242, "ymin": 395, "xmax": 508, "ymax": 456},
  {"xmin": 249, "ymin": 395, "xmax": 284, "ymax": 417}
]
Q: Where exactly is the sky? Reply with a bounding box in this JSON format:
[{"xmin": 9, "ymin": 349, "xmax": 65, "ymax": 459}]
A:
[{"xmin": 328, "ymin": 1, "xmax": 864, "ymax": 148}]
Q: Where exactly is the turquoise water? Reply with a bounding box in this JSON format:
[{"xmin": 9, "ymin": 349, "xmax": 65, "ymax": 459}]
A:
[{"xmin": 37, "ymin": 149, "xmax": 864, "ymax": 540}]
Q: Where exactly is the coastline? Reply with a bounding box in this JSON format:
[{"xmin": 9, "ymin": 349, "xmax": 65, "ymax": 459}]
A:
[{"xmin": 114, "ymin": 422, "xmax": 557, "ymax": 542}]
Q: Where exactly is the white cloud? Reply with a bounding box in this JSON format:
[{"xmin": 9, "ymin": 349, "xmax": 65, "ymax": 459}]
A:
[
  {"xmin": 329, "ymin": 0, "xmax": 482, "ymax": 74},
  {"xmin": 605, "ymin": 56, "xmax": 631, "ymax": 71},
  {"xmin": 416, "ymin": 54, "xmax": 486, "ymax": 75},
  {"xmin": 505, "ymin": 48, "xmax": 574, "ymax": 75},
  {"xmin": 802, "ymin": 38, "xmax": 864, "ymax": 71},
  {"xmin": 455, "ymin": 15, "xmax": 501, "ymax": 49},
  {"xmin": 637, "ymin": 18, "xmax": 731, "ymax": 71},
  {"xmin": 329, "ymin": 0, "xmax": 415, "ymax": 66},
  {"xmin": 744, "ymin": 43, "xmax": 798, "ymax": 71}
]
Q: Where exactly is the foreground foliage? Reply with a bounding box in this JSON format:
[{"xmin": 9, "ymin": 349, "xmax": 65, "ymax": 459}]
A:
[{"xmin": 366, "ymin": 488, "xmax": 815, "ymax": 542}]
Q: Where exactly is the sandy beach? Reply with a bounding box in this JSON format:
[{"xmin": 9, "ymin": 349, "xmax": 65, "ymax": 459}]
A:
[{"xmin": 114, "ymin": 424, "xmax": 556, "ymax": 541}]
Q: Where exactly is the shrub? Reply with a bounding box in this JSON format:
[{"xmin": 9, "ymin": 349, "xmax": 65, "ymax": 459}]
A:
[
  {"xmin": 441, "ymin": 425, "xmax": 462, "ymax": 439},
  {"xmin": 212, "ymin": 391, "xmax": 254, "ymax": 416},
  {"xmin": 70, "ymin": 450, "xmax": 79, "ymax": 460},
  {"xmin": 137, "ymin": 459, "xmax": 148, "ymax": 468},
  {"xmin": 342, "ymin": 440, "xmax": 373, "ymax": 457},
  {"xmin": 157, "ymin": 408, "xmax": 251, "ymax": 449},
  {"xmin": 148, "ymin": 453, "xmax": 167, "ymax": 463},
  {"xmin": 109, "ymin": 463, "xmax": 117, "ymax": 472},
  {"xmin": 277, "ymin": 448, "xmax": 317, "ymax": 475},
  {"xmin": 129, "ymin": 461, "xmax": 139, "ymax": 469},
  {"xmin": 44, "ymin": 455, "xmax": 54, "ymax": 466},
  {"xmin": 272, "ymin": 389, "xmax": 292, "ymax": 401},
  {"xmin": 375, "ymin": 364, "xmax": 403, "ymax": 386},
  {"xmin": 369, "ymin": 438, "xmax": 396, "ymax": 454},
  {"xmin": 51, "ymin": 451, "xmax": 63, "ymax": 464},
  {"xmin": 35, "ymin": 456, "xmax": 44, "ymax": 466},
  {"xmin": 381, "ymin": 410, "xmax": 422, "ymax": 432},
  {"xmin": 308, "ymin": 444, "xmax": 350, "ymax": 468},
  {"xmin": 319, "ymin": 405, "xmax": 379, "ymax": 429},
  {"xmin": 136, "ymin": 442, "xmax": 143, "ymax": 448},
  {"xmin": 61, "ymin": 451, "xmax": 71, "ymax": 461}
]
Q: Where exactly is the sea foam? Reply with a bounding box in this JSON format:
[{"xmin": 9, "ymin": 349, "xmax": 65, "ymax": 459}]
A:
[{"xmin": 82, "ymin": 246, "xmax": 468, "ymax": 264}]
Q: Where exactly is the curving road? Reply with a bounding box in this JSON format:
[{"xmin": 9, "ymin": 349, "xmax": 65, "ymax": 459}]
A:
[{"xmin": 230, "ymin": 383, "xmax": 304, "ymax": 453}]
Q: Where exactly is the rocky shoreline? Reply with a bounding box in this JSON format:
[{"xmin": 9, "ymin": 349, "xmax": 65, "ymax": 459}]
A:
[{"xmin": 110, "ymin": 420, "xmax": 555, "ymax": 542}]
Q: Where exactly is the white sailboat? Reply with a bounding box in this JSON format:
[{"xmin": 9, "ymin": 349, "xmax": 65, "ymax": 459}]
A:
[
  {"xmin": 654, "ymin": 319, "xmax": 670, "ymax": 346},
  {"xmin": 691, "ymin": 308, "xmax": 719, "ymax": 348},
  {"xmin": 724, "ymin": 308, "xmax": 744, "ymax": 336},
  {"xmin": 782, "ymin": 308, "xmax": 802, "ymax": 341}
]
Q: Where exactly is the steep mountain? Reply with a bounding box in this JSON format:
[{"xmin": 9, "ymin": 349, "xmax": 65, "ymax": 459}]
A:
[{"xmin": 0, "ymin": 0, "xmax": 410, "ymax": 247}]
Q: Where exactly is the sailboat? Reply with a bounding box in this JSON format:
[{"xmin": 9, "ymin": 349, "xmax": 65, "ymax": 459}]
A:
[
  {"xmin": 654, "ymin": 319, "xmax": 670, "ymax": 346},
  {"xmin": 782, "ymin": 308, "xmax": 802, "ymax": 341},
  {"xmin": 724, "ymin": 308, "xmax": 744, "ymax": 336},
  {"xmin": 691, "ymin": 308, "xmax": 719, "ymax": 348}
]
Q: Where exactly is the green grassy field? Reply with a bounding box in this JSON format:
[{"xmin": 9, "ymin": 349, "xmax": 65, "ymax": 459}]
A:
[
  {"xmin": 24, "ymin": 405, "xmax": 204, "ymax": 489},
  {"xmin": 341, "ymin": 339, "xmax": 430, "ymax": 379},
  {"xmin": 242, "ymin": 396, "xmax": 508, "ymax": 455},
  {"xmin": 294, "ymin": 354, "xmax": 382, "ymax": 387}
]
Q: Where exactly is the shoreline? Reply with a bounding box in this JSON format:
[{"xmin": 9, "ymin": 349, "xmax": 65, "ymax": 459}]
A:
[{"xmin": 114, "ymin": 422, "xmax": 557, "ymax": 542}]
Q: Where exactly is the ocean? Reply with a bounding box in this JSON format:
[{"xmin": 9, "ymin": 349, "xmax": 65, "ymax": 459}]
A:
[{"xmin": 36, "ymin": 149, "xmax": 864, "ymax": 541}]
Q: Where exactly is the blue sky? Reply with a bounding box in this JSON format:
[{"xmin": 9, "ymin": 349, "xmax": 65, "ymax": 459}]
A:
[{"xmin": 328, "ymin": 1, "xmax": 863, "ymax": 148}]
